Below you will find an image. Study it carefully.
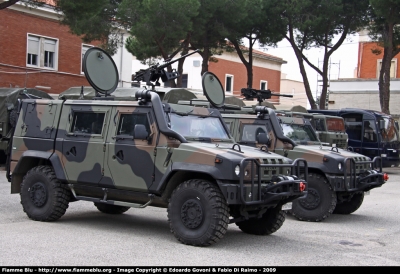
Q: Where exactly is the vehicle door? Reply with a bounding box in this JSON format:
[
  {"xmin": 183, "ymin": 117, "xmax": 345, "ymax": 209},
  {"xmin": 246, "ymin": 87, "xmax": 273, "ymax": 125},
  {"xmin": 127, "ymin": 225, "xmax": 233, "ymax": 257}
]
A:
[
  {"xmin": 361, "ymin": 118, "xmax": 379, "ymax": 159},
  {"xmin": 342, "ymin": 113, "xmax": 363, "ymax": 154},
  {"xmin": 61, "ymin": 104, "xmax": 110, "ymax": 185},
  {"xmin": 105, "ymin": 105, "xmax": 156, "ymax": 191}
]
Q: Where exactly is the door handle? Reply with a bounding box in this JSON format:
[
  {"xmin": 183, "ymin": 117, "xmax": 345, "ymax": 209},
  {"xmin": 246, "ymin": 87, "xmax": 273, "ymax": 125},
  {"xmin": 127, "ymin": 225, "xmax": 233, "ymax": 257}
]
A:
[
  {"xmin": 66, "ymin": 147, "xmax": 77, "ymax": 156},
  {"xmin": 115, "ymin": 150, "xmax": 124, "ymax": 161}
]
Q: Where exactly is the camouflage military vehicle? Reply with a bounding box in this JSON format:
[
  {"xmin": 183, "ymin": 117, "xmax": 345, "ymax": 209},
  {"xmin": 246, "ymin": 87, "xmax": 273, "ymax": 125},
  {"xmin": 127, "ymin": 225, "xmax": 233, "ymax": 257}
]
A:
[
  {"xmin": 311, "ymin": 113, "xmax": 348, "ymax": 149},
  {"xmin": 0, "ymin": 88, "xmax": 53, "ymax": 163},
  {"xmin": 184, "ymin": 76, "xmax": 388, "ymax": 222},
  {"xmin": 276, "ymin": 110, "xmax": 348, "ymax": 149},
  {"xmin": 7, "ymin": 48, "xmax": 308, "ymax": 247}
]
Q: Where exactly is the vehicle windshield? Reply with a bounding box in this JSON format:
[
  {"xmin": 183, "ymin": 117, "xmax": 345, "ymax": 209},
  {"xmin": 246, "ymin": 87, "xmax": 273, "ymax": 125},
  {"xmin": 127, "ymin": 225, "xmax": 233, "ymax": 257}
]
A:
[
  {"xmin": 281, "ymin": 123, "xmax": 319, "ymax": 142},
  {"xmin": 381, "ymin": 117, "xmax": 399, "ymax": 142},
  {"xmin": 170, "ymin": 113, "xmax": 230, "ymax": 139},
  {"xmin": 326, "ymin": 118, "xmax": 346, "ymax": 132}
]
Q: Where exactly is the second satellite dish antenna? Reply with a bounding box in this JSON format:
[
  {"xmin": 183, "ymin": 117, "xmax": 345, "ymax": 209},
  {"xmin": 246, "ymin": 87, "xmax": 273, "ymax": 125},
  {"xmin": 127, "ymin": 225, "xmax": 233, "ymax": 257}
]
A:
[
  {"xmin": 83, "ymin": 47, "xmax": 119, "ymax": 96},
  {"xmin": 201, "ymin": 72, "xmax": 225, "ymax": 108}
]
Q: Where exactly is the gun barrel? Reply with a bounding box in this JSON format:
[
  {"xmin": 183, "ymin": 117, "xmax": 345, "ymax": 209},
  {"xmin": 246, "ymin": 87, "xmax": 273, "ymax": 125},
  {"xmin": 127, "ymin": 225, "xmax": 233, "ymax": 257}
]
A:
[
  {"xmin": 159, "ymin": 49, "xmax": 200, "ymax": 70},
  {"xmin": 271, "ymin": 93, "xmax": 293, "ymax": 98}
]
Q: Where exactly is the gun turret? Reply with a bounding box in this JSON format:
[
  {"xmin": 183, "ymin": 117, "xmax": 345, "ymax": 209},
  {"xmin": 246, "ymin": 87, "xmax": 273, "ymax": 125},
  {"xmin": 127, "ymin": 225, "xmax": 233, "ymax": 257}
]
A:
[
  {"xmin": 241, "ymin": 88, "xmax": 293, "ymax": 104},
  {"xmin": 133, "ymin": 50, "xmax": 200, "ymax": 89}
]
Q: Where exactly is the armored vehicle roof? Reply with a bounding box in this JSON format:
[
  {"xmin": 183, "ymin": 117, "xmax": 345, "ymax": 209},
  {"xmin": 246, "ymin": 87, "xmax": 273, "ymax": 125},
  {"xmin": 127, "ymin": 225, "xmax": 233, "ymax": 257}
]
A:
[
  {"xmin": 0, "ymin": 88, "xmax": 53, "ymax": 124},
  {"xmin": 59, "ymin": 86, "xmax": 147, "ymax": 100}
]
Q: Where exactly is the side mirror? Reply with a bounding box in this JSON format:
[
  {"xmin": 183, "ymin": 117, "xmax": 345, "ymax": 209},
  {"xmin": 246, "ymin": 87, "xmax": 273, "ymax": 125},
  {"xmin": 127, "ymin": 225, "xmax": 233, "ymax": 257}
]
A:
[
  {"xmin": 133, "ymin": 124, "xmax": 149, "ymax": 140},
  {"xmin": 379, "ymin": 120, "xmax": 385, "ymax": 130},
  {"xmin": 256, "ymin": 132, "xmax": 269, "ymax": 145}
]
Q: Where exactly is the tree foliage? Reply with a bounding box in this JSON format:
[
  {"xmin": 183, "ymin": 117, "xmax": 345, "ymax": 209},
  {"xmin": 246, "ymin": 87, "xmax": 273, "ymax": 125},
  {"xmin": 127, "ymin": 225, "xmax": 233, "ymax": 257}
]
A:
[
  {"xmin": 54, "ymin": 0, "xmax": 124, "ymax": 55},
  {"xmin": 226, "ymin": 0, "xmax": 286, "ymax": 88},
  {"xmin": 367, "ymin": 0, "xmax": 400, "ymax": 114},
  {"xmin": 118, "ymin": 0, "xmax": 199, "ymax": 87},
  {"xmin": 279, "ymin": 0, "xmax": 370, "ymax": 109}
]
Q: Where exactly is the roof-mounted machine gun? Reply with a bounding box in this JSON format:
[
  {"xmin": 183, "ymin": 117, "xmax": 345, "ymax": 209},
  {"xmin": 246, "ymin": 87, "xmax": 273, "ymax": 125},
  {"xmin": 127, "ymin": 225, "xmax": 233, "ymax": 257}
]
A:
[
  {"xmin": 133, "ymin": 50, "xmax": 200, "ymax": 90},
  {"xmin": 241, "ymin": 88, "xmax": 293, "ymax": 105}
]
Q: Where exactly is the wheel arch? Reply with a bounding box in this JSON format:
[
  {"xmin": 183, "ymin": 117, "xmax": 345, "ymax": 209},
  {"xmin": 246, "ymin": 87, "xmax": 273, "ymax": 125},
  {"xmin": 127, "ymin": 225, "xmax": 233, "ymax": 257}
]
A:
[
  {"xmin": 11, "ymin": 151, "xmax": 66, "ymax": 194},
  {"xmin": 160, "ymin": 170, "xmax": 216, "ymax": 202},
  {"xmin": 307, "ymin": 168, "xmax": 335, "ymax": 189}
]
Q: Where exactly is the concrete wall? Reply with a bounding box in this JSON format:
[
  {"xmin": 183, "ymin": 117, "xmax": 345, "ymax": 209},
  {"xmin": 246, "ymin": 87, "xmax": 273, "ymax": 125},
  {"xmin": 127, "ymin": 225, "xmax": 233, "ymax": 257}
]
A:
[{"xmin": 328, "ymin": 79, "xmax": 400, "ymax": 120}]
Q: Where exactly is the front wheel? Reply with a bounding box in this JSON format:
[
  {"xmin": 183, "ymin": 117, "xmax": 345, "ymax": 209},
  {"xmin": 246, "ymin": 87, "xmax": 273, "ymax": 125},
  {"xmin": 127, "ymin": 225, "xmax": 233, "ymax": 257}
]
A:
[
  {"xmin": 333, "ymin": 192, "xmax": 364, "ymax": 215},
  {"xmin": 236, "ymin": 205, "xmax": 285, "ymax": 235},
  {"xmin": 291, "ymin": 173, "xmax": 336, "ymax": 222},
  {"xmin": 20, "ymin": 166, "xmax": 70, "ymax": 221},
  {"xmin": 167, "ymin": 179, "xmax": 229, "ymax": 246}
]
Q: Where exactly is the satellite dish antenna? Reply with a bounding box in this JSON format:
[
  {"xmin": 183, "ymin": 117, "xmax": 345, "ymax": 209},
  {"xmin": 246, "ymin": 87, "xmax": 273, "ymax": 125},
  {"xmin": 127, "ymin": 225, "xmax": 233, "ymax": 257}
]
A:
[
  {"xmin": 83, "ymin": 47, "xmax": 119, "ymax": 97},
  {"xmin": 201, "ymin": 72, "xmax": 225, "ymax": 108}
]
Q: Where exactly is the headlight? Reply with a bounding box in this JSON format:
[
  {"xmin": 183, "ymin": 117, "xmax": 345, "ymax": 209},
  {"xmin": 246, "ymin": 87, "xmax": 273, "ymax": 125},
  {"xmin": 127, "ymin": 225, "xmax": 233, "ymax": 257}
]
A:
[
  {"xmin": 338, "ymin": 163, "xmax": 342, "ymax": 170},
  {"xmin": 235, "ymin": 165, "xmax": 240, "ymax": 176}
]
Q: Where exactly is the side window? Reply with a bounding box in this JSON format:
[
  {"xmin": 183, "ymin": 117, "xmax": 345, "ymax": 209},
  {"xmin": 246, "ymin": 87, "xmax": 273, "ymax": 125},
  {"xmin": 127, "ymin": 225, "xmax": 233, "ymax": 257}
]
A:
[
  {"xmin": 241, "ymin": 124, "xmax": 267, "ymax": 142},
  {"xmin": 71, "ymin": 112, "xmax": 105, "ymax": 135},
  {"xmin": 117, "ymin": 113, "xmax": 150, "ymax": 137},
  {"xmin": 225, "ymin": 122, "xmax": 232, "ymax": 133},
  {"xmin": 315, "ymin": 119, "xmax": 326, "ymax": 131},
  {"xmin": 363, "ymin": 120, "xmax": 377, "ymax": 143},
  {"xmin": 343, "ymin": 114, "xmax": 363, "ymax": 141}
]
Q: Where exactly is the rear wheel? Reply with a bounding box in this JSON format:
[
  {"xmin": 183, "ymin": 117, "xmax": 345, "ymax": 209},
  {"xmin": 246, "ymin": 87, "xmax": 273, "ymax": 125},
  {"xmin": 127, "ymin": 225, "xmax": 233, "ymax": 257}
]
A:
[
  {"xmin": 20, "ymin": 166, "xmax": 70, "ymax": 221},
  {"xmin": 236, "ymin": 205, "xmax": 285, "ymax": 235},
  {"xmin": 94, "ymin": 203, "xmax": 130, "ymax": 214},
  {"xmin": 167, "ymin": 179, "xmax": 229, "ymax": 246},
  {"xmin": 333, "ymin": 192, "xmax": 364, "ymax": 215},
  {"xmin": 291, "ymin": 173, "xmax": 336, "ymax": 222}
]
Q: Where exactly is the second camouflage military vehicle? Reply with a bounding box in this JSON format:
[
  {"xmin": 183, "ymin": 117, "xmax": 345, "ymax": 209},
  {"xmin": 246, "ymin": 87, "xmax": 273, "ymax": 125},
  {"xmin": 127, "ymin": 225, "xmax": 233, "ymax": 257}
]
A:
[
  {"xmin": 277, "ymin": 110, "xmax": 348, "ymax": 149},
  {"xmin": 0, "ymin": 88, "xmax": 54, "ymax": 163},
  {"xmin": 182, "ymin": 76, "xmax": 388, "ymax": 222},
  {"xmin": 7, "ymin": 48, "xmax": 308, "ymax": 247}
]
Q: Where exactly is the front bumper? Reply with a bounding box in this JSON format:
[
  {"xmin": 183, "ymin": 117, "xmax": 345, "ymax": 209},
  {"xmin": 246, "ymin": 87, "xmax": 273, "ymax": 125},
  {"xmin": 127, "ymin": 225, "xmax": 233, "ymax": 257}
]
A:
[
  {"xmin": 326, "ymin": 156, "xmax": 386, "ymax": 192},
  {"xmin": 218, "ymin": 158, "xmax": 308, "ymax": 206}
]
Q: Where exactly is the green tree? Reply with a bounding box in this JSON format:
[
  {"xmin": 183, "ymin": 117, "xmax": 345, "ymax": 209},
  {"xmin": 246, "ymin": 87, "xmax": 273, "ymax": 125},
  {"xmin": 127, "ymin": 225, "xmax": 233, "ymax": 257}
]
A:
[
  {"xmin": 55, "ymin": 0, "xmax": 199, "ymax": 87},
  {"xmin": 227, "ymin": 0, "xmax": 286, "ymax": 89},
  {"xmin": 119, "ymin": 0, "xmax": 199, "ymax": 87},
  {"xmin": 279, "ymin": 0, "xmax": 370, "ymax": 109},
  {"xmin": 55, "ymin": 0, "xmax": 124, "ymax": 54},
  {"xmin": 367, "ymin": 0, "xmax": 400, "ymax": 114},
  {"xmin": 188, "ymin": 0, "xmax": 244, "ymax": 75}
]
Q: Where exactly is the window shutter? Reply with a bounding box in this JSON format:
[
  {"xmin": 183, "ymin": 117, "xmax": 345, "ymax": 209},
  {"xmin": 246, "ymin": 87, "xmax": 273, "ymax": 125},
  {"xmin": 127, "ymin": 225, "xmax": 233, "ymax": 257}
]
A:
[
  {"xmin": 44, "ymin": 39, "xmax": 56, "ymax": 52},
  {"xmin": 28, "ymin": 36, "xmax": 39, "ymax": 54}
]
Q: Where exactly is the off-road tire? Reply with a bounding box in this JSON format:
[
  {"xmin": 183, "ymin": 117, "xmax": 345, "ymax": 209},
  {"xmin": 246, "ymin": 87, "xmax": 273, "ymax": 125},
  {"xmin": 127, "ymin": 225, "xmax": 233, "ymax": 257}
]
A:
[
  {"xmin": 9, "ymin": 109, "xmax": 18, "ymax": 128},
  {"xmin": 236, "ymin": 205, "xmax": 285, "ymax": 235},
  {"xmin": 333, "ymin": 192, "xmax": 364, "ymax": 215},
  {"xmin": 291, "ymin": 173, "xmax": 336, "ymax": 222},
  {"xmin": 20, "ymin": 166, "xmax": 70, "ymax": 221},
  {"xmin": 94, "ymin": 203, "xmax": 130, "ymax": 214},
  {"xmin": 167, "ymin": 179, "xmax": 229, "ymax": 247},
  {"xmin": 0, "ymin": 150, "xmax": 6, "ymax": 164}
]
